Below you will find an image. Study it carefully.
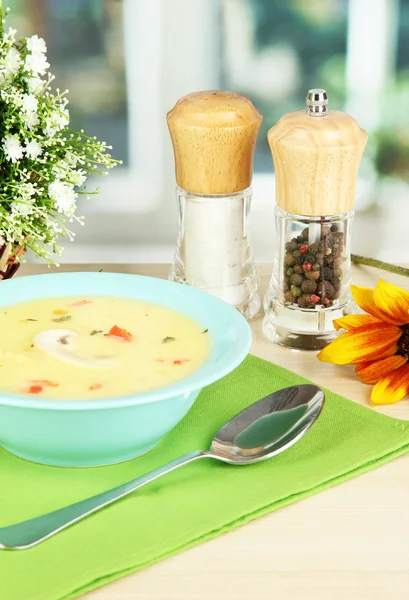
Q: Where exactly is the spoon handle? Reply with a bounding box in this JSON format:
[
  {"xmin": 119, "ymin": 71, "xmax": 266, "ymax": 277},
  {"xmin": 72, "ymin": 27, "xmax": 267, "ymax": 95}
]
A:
[{"xmin": 0, "ymin": 449, "xmax": 207, "ymax": 550}]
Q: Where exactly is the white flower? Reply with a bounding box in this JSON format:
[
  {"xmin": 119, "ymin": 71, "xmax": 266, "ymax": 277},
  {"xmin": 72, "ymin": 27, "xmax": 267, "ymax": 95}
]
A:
[
  {"xmin": 26, "ymin": 35, "xmax": 47, "ymax": 55},
  {"xmin": 26, "ymin": 75, "xmax": 44, "ymax": 95},
  {"xmin": 64, "ymin": 150, "xmax": 78, "ymax": 167},
  {"xmin": 52, "ymin": 161, "xmax": 70, "ymax": 179},
  {"xmin": 3, "ymin": 88, "xmax": 23, "ymax": 107},
  {"xmin": 24, "ymin": 140, "xmax": 42, "ymax": 159},
  {"xmin": 25, "ymin": 51, "xmax": 49, "ymax": 75},
  {"xmin": 3, "ymin": 134, "xmax": 24, "ymax": 163},
  {"xmin": 20, "ymin": 183, "xmax": 37, "ymax": 198},
  {"xmin": 70, "ymin": 169, "xmax": 87, "ymax": 187},
  {"xmin": 4, "ymin": 47, "xmax": 21, "ymax": 77},
  {"xmin": 11, "ymin": 199, "xmax": 34, "ymax": 216},
  {"xmin": 48, "ymin": 181, "xmax": 77, "ymax": 215},
  {"xmin": 24, "ymin": 111, "xmax": 40, "ymax": 130},
  {"xmin": 21, "ymin": 94, "xmax": 38, "ymax": 113},
  {"xmin": 44, "ymin": 110, "xmax": 69, "ymax": 137},
  {"xmin": 3, "ymin": 27, "xmax": 17, "ymax": 43}
]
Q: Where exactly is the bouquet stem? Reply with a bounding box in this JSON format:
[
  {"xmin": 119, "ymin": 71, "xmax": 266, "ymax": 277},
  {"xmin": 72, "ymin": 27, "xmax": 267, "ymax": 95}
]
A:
[{"xmin": 351, "ymin": 254, "xmax": 409, "ymax": 278}]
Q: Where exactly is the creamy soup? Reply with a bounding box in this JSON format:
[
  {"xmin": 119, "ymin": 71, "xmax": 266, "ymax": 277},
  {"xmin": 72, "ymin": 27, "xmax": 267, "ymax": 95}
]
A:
[{"xmin": 0, "ymin": 296, "xmax": 211, "ymax": 399}]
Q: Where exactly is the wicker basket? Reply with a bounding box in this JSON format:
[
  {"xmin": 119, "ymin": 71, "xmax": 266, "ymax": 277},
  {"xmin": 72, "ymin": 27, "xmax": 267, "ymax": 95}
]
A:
[{"xmin": 0, "ymin": 242, "xmax": 24, "ymax": 280}]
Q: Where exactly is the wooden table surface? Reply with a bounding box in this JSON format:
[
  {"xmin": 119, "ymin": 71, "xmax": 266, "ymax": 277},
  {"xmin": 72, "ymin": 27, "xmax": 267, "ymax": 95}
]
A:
[{"xmin": 19, "ymin": 264, "xmax": 409, "ymax": 599}]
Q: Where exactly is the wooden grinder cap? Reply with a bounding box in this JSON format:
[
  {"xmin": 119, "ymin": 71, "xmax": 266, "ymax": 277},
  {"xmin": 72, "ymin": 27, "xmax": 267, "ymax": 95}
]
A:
[
  {"xmin": 268, "ymin": 89, "xmax": 368, "ymax": 216},
  {"xmin": 167, "ymin": 91, "xmax": 262, "ymax": 195}
]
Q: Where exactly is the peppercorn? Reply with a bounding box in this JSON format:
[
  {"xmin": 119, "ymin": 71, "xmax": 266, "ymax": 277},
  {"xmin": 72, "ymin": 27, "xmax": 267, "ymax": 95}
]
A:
[
  {"xmin": 286, "ymin": 267, "xmax": 294, "ymax": 277},
  {"xmin": 299, "ymin": 244, "xmax": 309, "ymax": 254},
  {"xmin": 302, "ymin": 262, "xmax": 312, "ymax": 272},
  {"xmin": 293, "ymin": 264, "xmax": 302, "ymax": 274},
  {"xmin": 325, "ymin": 234, "xmax": 335, "ymax": 248},
  {"xmin": 305, "ymin": 253, "xmax": 315, "ymax": 263},
  {"xmin": 334, "ymin": 266, "xmax": 342, "ymax": 278},
  {"xmin": 310, "ymin": 243, "xmax": 320, "ymax": 254},
  {"xmin": 330, "ymin": 224, "xmax": 339, "ymax": 232},
  {"xmin": 298, "ymin": 293, "xmax": 313, "ymax": 308},
  {"xmin": 321, "ymin": 225, "xmax": 331, "ymax": 238},
  {"xmin": 290, "ymin": 273, "xmax": 303, "ymax": 286},
  {"xmin": 316, "ymin": 282, "xmax": 325, "ymax": 296},
  {"xmin": 305, "ymin": 270, "xmax": 320, "ymax": 281},
  {"xmin": 301, "ymin": 279, "xmax": 317, "ymax": 293},
  {"xmin": 323, "ymin": 297, "xmax": 331, "ymax": 306},
  {"xmin": 291, "ymin": 285, "xmax": 302, "ymax": 298},
  {"xmin": 284, "ymin": 291, "xmax": 295, "ymax": 303},
  {"xmin": 323, "ymin": 267, "xmax": 334, "ymax": 281},
  {"xmin": 317, "ymin": 281, "xmax": 334, "ymax": 297},
  {"xmin": 301, "ymin": 228, "xmax": 309, "ymax": 240},
  {"xmin": 312, "ymin": 262, "xmax": 320, "ymax": 271},
  {"xmin": 310, "ymin": 294, "xmax": 320, "ymax": 304},
  {"xmin": 296, "ymin": 235, "xmax": 304, "ymax": 244},
  {"xmin": 315, "ymin": 253, "xmax": 324, "ymax": 265},
  {"xmin": 285, "ymin": 240, "xmax": 298, "ymax": 252},
  {"xmin": 325, "ymin": 248, "xmax": 332, "ymax": 256},
  {"xmin": 293, "ymin": 250, "xmax": 301, "ymax": 258},
  {"xmin": 324, "ymin": 281, "xmax": 335, "ymax": 297},
  {"xmin": 285, "ymin": 252, "xmax": 296, "ymax": 266}
]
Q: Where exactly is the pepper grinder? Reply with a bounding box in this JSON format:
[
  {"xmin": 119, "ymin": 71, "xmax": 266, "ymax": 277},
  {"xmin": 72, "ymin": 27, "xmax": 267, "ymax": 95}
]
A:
[
  {"xmin": 263, "ymin": 89, "xmax": 367, "ymax": 349},
  {"xmin": 167, "ymin": 91, "xmax": 262, "ymax": 319}
]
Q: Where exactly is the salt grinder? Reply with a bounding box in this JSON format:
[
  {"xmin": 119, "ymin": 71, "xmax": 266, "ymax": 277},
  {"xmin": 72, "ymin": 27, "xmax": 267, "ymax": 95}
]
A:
[
  {"xmin": 166, "ymin": 91, "xmax": 262, "ymax": 319},
  {"xmin": 263, "ymin": 89, "xmax": 367, "ymax": 349}
]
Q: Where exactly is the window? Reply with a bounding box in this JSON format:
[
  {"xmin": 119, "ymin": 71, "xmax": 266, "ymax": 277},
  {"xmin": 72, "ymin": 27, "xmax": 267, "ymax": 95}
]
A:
[{"xmin": 6, "ymin": 0, "xmax": 409, "ymax": 263}]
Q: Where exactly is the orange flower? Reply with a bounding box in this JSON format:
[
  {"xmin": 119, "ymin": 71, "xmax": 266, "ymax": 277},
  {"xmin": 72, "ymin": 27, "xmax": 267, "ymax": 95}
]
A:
[{"xmin": 317, "ymin": 279, "xmax": 409, "ymax": 405}]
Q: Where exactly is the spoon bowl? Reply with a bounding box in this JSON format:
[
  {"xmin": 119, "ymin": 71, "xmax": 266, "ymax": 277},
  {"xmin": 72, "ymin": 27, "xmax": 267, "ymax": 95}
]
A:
[{"xmin": 211, "ymin": 384, "xmax": 324, "ymax": 464}]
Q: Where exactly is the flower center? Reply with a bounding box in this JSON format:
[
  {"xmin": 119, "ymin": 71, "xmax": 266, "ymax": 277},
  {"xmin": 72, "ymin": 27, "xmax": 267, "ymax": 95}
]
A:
[{"xmin": 397, "ymin": 324, "xmax": 409, "ymax": 358}]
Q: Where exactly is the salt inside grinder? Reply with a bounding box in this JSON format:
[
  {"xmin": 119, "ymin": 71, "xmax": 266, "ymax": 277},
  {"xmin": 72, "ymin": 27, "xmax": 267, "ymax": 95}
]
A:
[
  {"xmin": 167, "ymin": 91, "xmax": 262, "ymax": 319},
  {"xmin": 263, "ymin": 89, "xmax": 367, "ymax": 350}
]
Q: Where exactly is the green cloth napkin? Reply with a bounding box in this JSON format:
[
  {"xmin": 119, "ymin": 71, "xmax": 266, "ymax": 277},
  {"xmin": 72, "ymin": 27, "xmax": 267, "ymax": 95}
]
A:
[{"xmin": 1, "ymin": 355, "xmax": 409, "ymax": 600}]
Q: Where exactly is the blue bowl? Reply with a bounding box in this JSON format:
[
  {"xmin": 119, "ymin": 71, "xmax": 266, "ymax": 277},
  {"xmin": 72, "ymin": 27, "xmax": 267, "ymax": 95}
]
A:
[{"xmin": 0, "ymin": 272, "xmax": 251, "ymax": 467}]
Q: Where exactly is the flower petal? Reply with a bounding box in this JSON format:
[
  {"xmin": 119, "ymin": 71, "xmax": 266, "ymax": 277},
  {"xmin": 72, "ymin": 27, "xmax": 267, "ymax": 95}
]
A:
[
  {"xmin": 317, "ymin": 323, "xmax": 401, "ymax": 365},
  {"xmin": 373, "ymin": 279, "xmax": 409, "ymax": 326},
  {"xmin": 355, "ymin": 355, "xmax": 407, "ymax": 384},
  {"xmin": 333, "ymin": 314, "xmax": 382, "ymax": 331},
  {"xmin": 350, "ymin": 285, "xmax": 386, "ymax": 321},
  {"xmin": 371, "ymin": 365, "xmax": 409, "ymax": 405}
]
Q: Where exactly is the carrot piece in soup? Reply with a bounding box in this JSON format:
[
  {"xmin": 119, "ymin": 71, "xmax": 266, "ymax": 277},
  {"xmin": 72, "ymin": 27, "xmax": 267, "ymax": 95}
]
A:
[
  {"xmin": 52, "ymin": 309, "xmax": 68, "ymax": 316},
  {"xmin": 107, "ymin": 325, "xmax": 133, "ymax": 342},
  {"xmin": 173, "ymin": 359, "xmax": 190, "ymax": 366},
  {"xmin": 89, "ymin": 383, "xmax": 102, "ymax": 391},
  {"xmin": 70, "ymin": 300, "xmax": 92, "ymax": 307},
  {"xmin": 32, "ymin": 380, "xmax": 59, "ymax": 387},
  {"xmin": 28, "ymin": 384, "xmax": 43, "ymax": 394}
]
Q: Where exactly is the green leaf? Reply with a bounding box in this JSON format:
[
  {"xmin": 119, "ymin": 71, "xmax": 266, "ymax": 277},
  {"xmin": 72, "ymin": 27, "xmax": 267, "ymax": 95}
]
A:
[
  {"xmin": 52, "ymin": 315, "xmax": 72, "ymax": 323},
  {"xmin": 162, "ymin": 336, "xmax": 175, "ymax": 343}
]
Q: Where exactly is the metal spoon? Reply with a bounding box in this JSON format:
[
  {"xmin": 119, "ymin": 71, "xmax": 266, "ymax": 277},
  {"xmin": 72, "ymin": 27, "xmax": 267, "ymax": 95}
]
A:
[{"xmin": 0, "ymin": 384, "xmax": 324, "ymax": 550}]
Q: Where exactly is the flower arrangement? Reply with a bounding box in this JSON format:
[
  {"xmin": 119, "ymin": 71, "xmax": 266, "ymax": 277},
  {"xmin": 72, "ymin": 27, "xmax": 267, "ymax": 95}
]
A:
[
  {"xmin": 318, "ymin": 279, "xmax": 409, "ymax": 405},
  {"xmin": 0, "ymin": 6, "xmax": 119, "ymax": 275}
]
